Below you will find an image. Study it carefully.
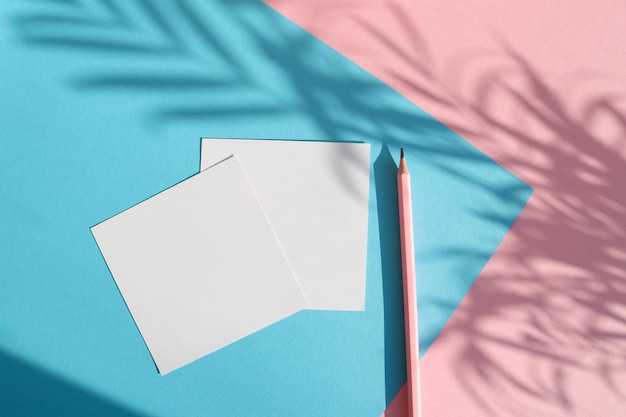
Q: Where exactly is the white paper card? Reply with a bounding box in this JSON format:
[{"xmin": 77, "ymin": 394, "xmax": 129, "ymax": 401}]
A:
[
  {"xmin": 91, "ymin": 155, "xmax": 308, "ymax": 375},
  {"xmin": 201, "ymin": 139, "xmax": 371, "ymax": 311}
]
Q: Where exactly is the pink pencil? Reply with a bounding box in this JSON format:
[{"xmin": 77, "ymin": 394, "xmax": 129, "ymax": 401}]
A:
[{"xmin": 397, "ymin": 148, "xmax": 422, "ymax": 417}]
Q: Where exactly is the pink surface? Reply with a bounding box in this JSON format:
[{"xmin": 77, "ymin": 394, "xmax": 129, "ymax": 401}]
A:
[
  {"xmin": 265, "ymin": 1, "xmax": 626, "ymax": 416},
  {"xmin": 398, "ymin": 160, "xmax": 421, "ymax": 417}
]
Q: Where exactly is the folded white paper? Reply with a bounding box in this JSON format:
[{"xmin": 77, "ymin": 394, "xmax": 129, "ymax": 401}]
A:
[
  {"xmin": 91, "ymin": 155, "xmax": 308, "ymax": 375},
  {"xmin": 201, "ymin": 139, "xmax": 371, "ymax": 311}
]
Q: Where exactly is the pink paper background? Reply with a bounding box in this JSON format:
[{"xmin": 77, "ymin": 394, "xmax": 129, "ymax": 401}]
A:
[{"xmin": 264, "ymin": 1, "xmax": 626, "ymax": 415}]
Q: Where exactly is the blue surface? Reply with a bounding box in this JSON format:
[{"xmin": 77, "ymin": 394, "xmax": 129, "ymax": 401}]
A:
[{"xmin": 0, "ymin": 1, "xmax": 532, "ymax": 416}]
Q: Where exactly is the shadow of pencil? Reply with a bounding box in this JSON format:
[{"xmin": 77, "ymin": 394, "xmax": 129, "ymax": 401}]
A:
[{"xmin": 374, "ymin": 143, "xmax": 406, "ymax": 405}]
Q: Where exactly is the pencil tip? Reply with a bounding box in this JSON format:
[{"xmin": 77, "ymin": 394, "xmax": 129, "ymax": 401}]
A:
[{"xmin": 400, "ymin": 147, "xmax": 404, "ymax": 159}]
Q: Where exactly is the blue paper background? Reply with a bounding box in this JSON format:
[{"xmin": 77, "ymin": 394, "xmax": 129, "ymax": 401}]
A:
[{"xmin": 0, "ymin": 1, "xmax": 531, "ymax": 416}]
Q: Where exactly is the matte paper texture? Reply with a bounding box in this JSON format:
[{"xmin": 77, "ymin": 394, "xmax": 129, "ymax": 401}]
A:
[
  {"xmin": 201, "ymin": 139, "xmax": 371, "ymax": 311},
  {"xmin": 91, "ymin": 156, "xmax": 307, "ymax": 375}
]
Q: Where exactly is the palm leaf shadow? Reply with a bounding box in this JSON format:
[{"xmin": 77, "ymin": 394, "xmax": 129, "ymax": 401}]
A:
[
  {"xmin": 7, "ymin": 2, "xmax": 542, "ymax": 415},
  {"xmin": 11, "ymin": 0, "xmax": 261, "ymax": 120}
]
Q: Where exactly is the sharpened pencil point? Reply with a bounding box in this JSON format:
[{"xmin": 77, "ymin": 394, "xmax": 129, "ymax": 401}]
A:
[{"xmin": 398, "ymin": 148, "xmax": 409, "ymax": 174}]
